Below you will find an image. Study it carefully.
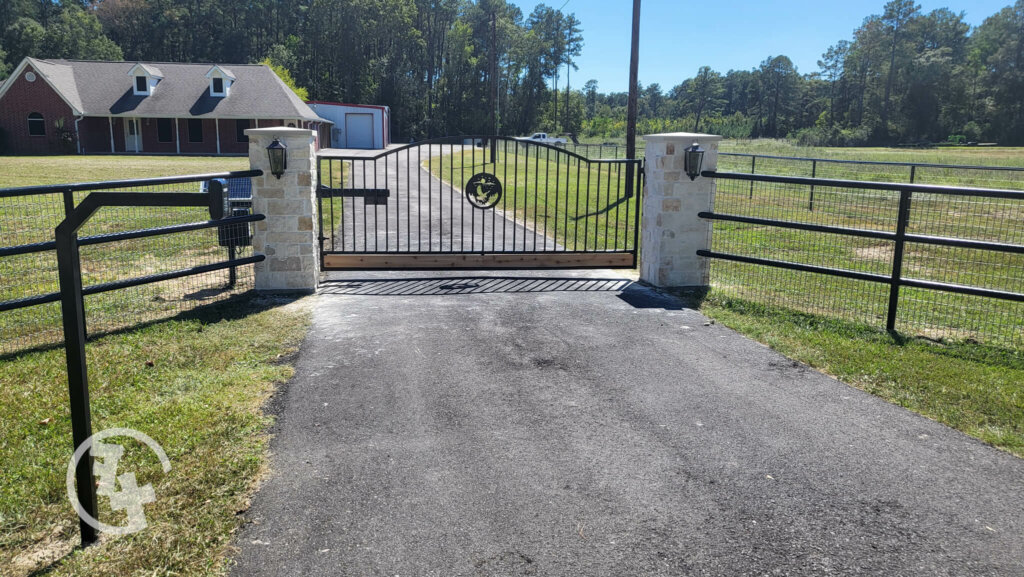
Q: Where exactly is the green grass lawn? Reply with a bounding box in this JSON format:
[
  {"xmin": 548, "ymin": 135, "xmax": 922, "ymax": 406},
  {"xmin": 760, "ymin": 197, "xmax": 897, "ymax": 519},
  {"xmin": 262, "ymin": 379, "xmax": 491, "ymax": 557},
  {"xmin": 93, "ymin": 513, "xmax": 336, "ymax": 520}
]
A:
[
  {"xmin": 720, "ymin": 139, "xmax": 1024, "ymax": 168},
  {"xmin": 698, "ymin": 293, "xmax": 1024, "ymax": 459},
  {"xmin": 0, "ymin": 155, "xmax": 314, "ymax": 575},
  {"xmin": 716, "ymin": 143, "xmax": 1024, "ymax": 190},
  {"xmin": 0, "ymin": 156, "xmax": 250, "ymax": 188},
  {"xmin": 316, "ymin": 158, "xmax": 350, "ymax": 252},
  {"xmin": 0, "ymin": 295, "xmax": 311, "ymax": 576}
]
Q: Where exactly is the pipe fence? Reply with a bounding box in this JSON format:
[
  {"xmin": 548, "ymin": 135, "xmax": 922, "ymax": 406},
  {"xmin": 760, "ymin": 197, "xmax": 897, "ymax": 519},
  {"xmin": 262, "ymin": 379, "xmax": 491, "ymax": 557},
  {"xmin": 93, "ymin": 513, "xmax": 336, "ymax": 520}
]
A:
[
  {"xmin": 701, "ymin": 170, "xmax": 1023, "ymax": 347},
  {"xmin": 0, "ymin": 171, "xmax": 262, "ymax": 357}
]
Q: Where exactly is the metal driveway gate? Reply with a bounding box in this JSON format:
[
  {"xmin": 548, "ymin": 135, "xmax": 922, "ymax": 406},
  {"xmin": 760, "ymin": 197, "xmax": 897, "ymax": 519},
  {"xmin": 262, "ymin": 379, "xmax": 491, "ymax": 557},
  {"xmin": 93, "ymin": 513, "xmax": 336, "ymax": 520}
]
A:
[{"xmin": 317, "ymin": 136, "xmax": 643, "ymax": 270}]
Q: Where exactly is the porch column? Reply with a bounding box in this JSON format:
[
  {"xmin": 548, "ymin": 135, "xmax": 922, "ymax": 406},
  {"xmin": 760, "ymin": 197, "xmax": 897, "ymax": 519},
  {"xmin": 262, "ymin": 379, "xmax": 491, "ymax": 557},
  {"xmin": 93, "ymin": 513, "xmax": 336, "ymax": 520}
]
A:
[
  {"xmin": 245, "ymin": 127, "xmax": 319, "ymax": 293},
  {"xmin": 640, "ymin": 132, "xmax": 722, "ymax": 288}
]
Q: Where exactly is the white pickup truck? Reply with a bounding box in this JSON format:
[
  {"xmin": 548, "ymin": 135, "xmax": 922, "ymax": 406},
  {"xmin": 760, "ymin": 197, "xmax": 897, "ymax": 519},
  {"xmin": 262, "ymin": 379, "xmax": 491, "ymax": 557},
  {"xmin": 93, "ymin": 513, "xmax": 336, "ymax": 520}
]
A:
[{"xmin": 515, "ymin": 132, "xmax": 567, "ymax": 145}]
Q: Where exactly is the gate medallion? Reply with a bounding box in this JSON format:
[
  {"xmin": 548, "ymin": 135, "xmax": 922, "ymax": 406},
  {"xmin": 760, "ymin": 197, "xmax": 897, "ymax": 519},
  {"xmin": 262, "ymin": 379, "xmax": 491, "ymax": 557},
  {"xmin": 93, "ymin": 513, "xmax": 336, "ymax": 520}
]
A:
[{"xmin": 465, "ymin": 173, "xmax": 503, "ymax": 210}]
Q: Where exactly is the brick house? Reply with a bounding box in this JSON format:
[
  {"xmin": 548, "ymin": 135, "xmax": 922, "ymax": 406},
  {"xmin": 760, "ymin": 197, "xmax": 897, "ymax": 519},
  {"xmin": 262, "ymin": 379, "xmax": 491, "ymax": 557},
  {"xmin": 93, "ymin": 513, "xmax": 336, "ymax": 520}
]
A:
[{"xmin": 0, "ymin": 57, "xmax": 331, "ymax": 155}]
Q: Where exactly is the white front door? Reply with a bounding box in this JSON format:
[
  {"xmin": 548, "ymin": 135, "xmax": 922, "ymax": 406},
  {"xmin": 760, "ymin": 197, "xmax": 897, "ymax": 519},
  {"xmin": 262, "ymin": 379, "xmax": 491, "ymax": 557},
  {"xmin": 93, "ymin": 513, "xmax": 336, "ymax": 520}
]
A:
[{"xmin": 124, "ymin": 118, "xmax": 141, "ymax": 153}]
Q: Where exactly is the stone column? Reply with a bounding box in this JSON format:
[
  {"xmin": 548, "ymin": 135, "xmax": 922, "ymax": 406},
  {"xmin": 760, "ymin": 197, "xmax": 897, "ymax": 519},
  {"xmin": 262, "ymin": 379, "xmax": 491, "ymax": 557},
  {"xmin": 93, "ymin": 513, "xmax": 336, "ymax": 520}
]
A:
[
  {"xmin": 245, "ymin": 127, "xmax": 319, "ymax": 293},
  {"xmin": 640, "ymin": 132, "xmax": 722, "ymax": 288}
]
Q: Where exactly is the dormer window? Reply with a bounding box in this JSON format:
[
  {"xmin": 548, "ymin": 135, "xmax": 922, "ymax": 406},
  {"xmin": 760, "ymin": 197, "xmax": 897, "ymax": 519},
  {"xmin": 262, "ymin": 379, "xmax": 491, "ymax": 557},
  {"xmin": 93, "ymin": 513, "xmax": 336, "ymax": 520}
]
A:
[
  {"xmin": 128, "ymin": 63, "xmax": 162, "ymax": 96},
  {"xmin": 206, "ymin": 65, "xmax": 235, "ymax": 98}
]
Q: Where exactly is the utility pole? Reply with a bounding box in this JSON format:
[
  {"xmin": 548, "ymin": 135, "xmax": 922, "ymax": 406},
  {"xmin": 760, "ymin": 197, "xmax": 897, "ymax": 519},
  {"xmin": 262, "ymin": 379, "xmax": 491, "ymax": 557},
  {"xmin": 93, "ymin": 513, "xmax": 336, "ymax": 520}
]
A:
[
  {"xmin": 490, "ymin": 9, "xmax": 499, "ymax": 163},
  {"xmin": 626, "ymin": 0, "xmax": 641, "ymax": 196},
  {"xmin": 565, "ymin": 62, "xmax": 571, "ymax": 138}
]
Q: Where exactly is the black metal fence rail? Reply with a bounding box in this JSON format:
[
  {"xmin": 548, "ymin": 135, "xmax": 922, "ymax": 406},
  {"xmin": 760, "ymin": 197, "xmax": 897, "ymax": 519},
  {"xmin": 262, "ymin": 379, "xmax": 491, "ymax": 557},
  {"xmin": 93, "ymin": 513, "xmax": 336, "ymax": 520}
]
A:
[
  {"xmin": 719, "ymin": 152, "xmax": 1024, "ymax": 190},
  {"xmin": 701, "ymin": 170, "xmax": 1024, "ymax": 347},
  {"xmin": 0, "ymin": 214, "xmax": 264, "ymax": 313},
  {"xmin": 0, "ymin": 170, "xmax": 262, "ymax": 356}
]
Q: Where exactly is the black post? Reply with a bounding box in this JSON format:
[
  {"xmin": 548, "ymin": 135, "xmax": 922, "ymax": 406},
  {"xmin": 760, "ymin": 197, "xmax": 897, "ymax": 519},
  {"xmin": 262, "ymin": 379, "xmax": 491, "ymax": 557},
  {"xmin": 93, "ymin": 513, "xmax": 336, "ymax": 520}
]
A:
[
  {"xmin": 909, "ymin": 164, "xmax": 916, "ymax": 184},
  {"xmin": 625, "ymin": 0, "xmax": 641, "ymax": 197},
  {"xmin": 55, "ymin": 223, "xmax": 99, "ymax": 547},
  {"xmin": 228, "ymin": 244, "xmax": 238, "ymax": 287},
  {"xmin": 887, "ymin": 190, "xmax": 913, "ymax": 332},
  {"xmin": 63, "ymin": 188, "xmax": 75, "ymax": 218},
  {"xmin": 749, "ymin": 156, "xmax": 757, "ymax": 199},
  {"xmin": 809, "ymin": 160, "xmax": 817, "ymax": 211},
  {"xmin": 565, "ymin": 61, "xmax": 571, "ymax": 139}
]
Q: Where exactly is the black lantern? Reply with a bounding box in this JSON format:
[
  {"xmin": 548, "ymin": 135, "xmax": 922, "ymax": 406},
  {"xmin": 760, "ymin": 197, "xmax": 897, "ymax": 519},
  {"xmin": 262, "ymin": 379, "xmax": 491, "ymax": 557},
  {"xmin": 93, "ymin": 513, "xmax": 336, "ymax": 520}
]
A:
[
  {"xmin": 684, "ymin": 142, "xmax": 705, "ymax": 181},
  {"xmin": 266, "ymin": 137, "xmax": 287, "ymax": 179}
]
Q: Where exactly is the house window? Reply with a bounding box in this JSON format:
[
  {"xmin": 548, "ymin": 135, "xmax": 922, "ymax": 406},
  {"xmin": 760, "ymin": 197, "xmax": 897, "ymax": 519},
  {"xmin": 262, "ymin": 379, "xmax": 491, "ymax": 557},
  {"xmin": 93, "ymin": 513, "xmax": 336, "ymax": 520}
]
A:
[
  {"xmin": 157, "ymin": 119, "xmax": 173, "ymax": 143},
  {"xmin": 236, "ymin": 119, "xmax": 251, "ymax": 143},
  {"xmin": 212, "ymin": 77, "xmax": 224, "ymax": 95},
  {"xmin": 188, "ymin": 119, "xmax": 204, "ymax": 143},
  {"xmin": 135, "ymin": 76, "xmax": 148, "ymax": 94},
  {"xmin": 27, "ymin": 112, "xmax": 45, "ymax": 136}
]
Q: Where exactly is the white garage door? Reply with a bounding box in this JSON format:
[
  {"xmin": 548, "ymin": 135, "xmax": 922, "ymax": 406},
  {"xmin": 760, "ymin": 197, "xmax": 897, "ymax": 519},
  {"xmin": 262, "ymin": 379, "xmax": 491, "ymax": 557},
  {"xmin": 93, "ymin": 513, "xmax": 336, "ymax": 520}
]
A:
[{"xmin": 345, "ymin": 114, "xmax": 375, "ymax": 149}]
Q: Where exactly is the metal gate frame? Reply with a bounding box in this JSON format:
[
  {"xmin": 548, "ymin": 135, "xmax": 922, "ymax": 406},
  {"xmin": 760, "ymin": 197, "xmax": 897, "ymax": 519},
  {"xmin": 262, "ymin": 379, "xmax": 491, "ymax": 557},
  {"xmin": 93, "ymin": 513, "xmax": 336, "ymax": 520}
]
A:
[{"xmin": 317, "ymin": 135, "xmax": 643, "ymax": 271}]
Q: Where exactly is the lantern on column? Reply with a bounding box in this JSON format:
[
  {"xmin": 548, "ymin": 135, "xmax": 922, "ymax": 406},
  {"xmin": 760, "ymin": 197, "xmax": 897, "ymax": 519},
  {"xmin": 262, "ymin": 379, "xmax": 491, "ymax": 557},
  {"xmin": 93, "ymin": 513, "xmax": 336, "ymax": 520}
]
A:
[
  {"xmin": 266, "ymin": 137, "xmax": 287, "ymax": 179},
  {"xmin": 684, "ymin": 142, "xmax": 705, "ymax": 181}
]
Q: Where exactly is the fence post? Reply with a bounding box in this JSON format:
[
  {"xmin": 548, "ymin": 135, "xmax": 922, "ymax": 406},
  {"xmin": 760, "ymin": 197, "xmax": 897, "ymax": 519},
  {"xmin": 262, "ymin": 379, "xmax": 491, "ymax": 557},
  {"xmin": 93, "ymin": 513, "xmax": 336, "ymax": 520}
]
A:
[
  {"xmin": 809, "ymin": 160, "xmax": 817, "ymax": 211},
  {"xmin": 640, "ymin": 132, "xmax": 722, "ymax": 288},
  {"xmin": 55, "ymin": 220, "xmax": 99, "ymax": 547},
  {"xmin": 749, "ymin": 155, "xmax": 757, "ymax": 199},
  {"xmin": 909, "ymin": 165, "xmax": 917, "ymax": 184},
  {"xmin": 245, "ymin": 127, "xmax": 319, "ymax": 293},
  {"xmin": 62, "ymin": 188, "xmax": 75, "ymax": 218},
  {"xmin": 887, "ymin": 190, "xmax": 913, "ymax": 332}
]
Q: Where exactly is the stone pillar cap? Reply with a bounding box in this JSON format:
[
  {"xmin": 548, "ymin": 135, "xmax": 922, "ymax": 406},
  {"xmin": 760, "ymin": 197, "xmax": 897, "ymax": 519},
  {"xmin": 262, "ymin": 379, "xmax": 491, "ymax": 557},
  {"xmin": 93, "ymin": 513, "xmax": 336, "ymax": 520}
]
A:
[
  {"xmin": 643, "ymin": 132, "xmax": 723, "ymax": 143},
  {"xmin": 245, "ymin": 127, "xmax": 315, "ymax": 137}
]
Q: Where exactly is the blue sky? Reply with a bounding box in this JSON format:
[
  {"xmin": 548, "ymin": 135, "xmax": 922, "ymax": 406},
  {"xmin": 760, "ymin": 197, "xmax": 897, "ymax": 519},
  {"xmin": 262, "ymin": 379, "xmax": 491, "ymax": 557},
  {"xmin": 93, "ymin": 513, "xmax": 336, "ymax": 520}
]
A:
[{"xmin": 507, "ymin": 0, "xmax": 1013, "ymax": 93}]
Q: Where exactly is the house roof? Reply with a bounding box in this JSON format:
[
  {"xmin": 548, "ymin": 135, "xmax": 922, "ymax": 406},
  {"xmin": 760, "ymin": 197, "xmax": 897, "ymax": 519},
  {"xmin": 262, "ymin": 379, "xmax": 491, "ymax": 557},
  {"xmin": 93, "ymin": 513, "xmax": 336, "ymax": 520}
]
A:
[{"xmin": 2, "ymin": 58, "xmax": 325, "ymax": 122}]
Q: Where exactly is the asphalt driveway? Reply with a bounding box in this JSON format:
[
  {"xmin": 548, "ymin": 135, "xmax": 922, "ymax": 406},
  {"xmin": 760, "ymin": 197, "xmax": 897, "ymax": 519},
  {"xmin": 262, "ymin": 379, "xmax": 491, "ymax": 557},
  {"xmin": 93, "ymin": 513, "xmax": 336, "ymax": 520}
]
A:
[{"xmin": 231, "ymin": 270, "xmax": 1023, "ymax": 576}]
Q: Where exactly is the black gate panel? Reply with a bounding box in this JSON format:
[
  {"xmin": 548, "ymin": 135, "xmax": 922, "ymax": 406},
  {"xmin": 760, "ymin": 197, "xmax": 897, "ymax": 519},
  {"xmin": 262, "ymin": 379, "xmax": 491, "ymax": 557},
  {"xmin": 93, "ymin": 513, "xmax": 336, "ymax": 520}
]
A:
[{"xmin": 317, "ymin": 136, "xmax": 642, "ymax": 270}]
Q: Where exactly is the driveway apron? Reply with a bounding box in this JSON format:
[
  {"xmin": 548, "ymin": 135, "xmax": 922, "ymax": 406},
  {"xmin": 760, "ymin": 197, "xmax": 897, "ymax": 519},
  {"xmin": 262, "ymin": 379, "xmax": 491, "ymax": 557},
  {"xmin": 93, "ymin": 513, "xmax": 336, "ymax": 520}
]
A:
[{"xmin": 230, "ymin": 270, "xmax": 1024, "ymax": 577}]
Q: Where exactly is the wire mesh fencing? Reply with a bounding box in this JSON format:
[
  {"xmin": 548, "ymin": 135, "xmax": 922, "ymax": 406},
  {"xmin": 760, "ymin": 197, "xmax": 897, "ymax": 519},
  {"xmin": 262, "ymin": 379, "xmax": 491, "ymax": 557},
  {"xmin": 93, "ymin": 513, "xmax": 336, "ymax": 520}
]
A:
[
  {"xmin": 706, "ymin": 173, "xmax": 1023, "ymax": 348},
  {"xmin": 718, "ymin": 153, "xmax": 1024, "ymax": 191},
  {"xmin": 0, "ymin": 174, "xmax": 259, "ymax": 357}
]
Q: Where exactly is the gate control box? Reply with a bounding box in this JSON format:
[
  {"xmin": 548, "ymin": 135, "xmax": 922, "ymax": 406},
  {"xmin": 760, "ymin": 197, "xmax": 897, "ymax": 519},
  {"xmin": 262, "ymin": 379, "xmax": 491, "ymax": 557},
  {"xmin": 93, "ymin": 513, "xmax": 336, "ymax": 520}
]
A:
[{"xmin": 205, "ymin": 178, "xmax": 253, "ymax": 247}]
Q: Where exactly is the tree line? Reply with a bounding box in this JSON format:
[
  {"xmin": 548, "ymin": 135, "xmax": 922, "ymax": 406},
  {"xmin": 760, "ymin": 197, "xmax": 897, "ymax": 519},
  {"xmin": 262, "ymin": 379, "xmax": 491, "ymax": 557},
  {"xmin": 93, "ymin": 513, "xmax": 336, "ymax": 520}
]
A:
[
  {"xmin": 0, "ymin": 0, "xmax": 582, "ymax": 140},
  {"xmin": 0, "ymin": 1, "xmax": 1022, "ymax": 145},
  {"xmin": 583, "ymin": 0, "xmax": 1024, "ymax": 146}
]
